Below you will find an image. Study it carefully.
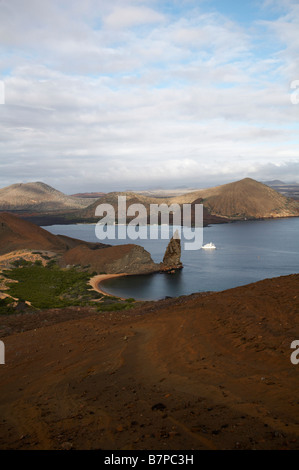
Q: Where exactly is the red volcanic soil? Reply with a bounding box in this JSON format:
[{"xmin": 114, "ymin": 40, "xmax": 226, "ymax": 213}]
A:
[
  {"xmin": 0, "ymin": 212, "xmax": 68, "ymax": 255},
  {"xmin": 0, "ymin": 274, "xmax": 298, "ymax": 450},
  {"xmin": 0, "ymin": 212, "xmax": 108, "ymax": 255}
]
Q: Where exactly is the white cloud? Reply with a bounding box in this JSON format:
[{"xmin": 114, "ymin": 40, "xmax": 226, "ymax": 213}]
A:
[
  {"xmin": 104, "ymin": 5, "xmax": 165, "ymax": 29},
  {"xmin": 0, "ymin": 0, "xmax": 298, "ymax": 192}
]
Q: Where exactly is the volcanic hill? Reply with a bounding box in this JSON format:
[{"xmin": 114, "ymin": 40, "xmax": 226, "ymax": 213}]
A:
[
  {"xmin": 77, "ymin": 191, "xmax": 227, "ymax": 226},
  {"xmin": 0, "ymin": 182, "xmax": 92, "ymax": 212},
  {"xmin": 76, "ymin": 178, "xmax": 299, "ymax": 223},
  {"xmin": 0, "ymin": 212, "xmax": 69, "ymax": 255},
  {"xmin": 171, "ymin": 178, "xmax": 299, "ymax": 219},
  {"xmin": 2, "ymin": 178, "xmax": 298, "ymax": 224}
]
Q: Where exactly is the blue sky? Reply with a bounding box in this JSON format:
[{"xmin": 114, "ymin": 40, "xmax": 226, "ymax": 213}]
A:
[
  {"xmin": 0, "ymin": 0, "xmax": 298, "ymax": 192},
  {"xmin": 206, "ymin": 0, "xmax": 273, "ymax": 23}
]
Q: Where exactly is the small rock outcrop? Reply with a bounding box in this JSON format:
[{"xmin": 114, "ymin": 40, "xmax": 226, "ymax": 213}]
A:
[
  {"xmin": 60, "ymin": 243, "xmax": 158, "ymax": 275},
  {"xmin": 161, "ymin": 230, "xmax": 182, "ymax": 271}
]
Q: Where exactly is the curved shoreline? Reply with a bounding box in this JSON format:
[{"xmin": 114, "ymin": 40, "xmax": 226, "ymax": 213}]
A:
[{"xmin": 89, "ymin": 273, "xmax": 128, "ymax": 299}]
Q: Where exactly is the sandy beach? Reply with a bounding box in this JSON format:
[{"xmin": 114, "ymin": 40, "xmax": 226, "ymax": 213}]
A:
[{"xmin": 89, "ymin": 273, "xmax": 128, "ymax": 298}]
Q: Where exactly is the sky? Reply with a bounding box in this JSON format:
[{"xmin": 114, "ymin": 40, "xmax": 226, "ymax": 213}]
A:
[{"xmin": 0, "ymin": 0, "xmax": 299, "ymax": 193}]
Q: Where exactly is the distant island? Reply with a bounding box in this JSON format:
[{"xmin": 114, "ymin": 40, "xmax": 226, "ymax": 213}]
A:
[{"xmin": 0, "ymin": 177, "xmax": 298, "ymax": 226}]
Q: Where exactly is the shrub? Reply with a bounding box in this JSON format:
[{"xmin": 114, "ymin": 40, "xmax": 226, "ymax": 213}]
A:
[
  {"xmin": 0, "ymin": 297, "xmax": 15, "ymax": 315},
  {"xmin": 4, "ymin": 265, "xmax": 94, "ymax": 309},
  {"xmin": 96, "ymin": 303, "xmax": 132, "ymax": 312},
  {"xmin": 2, "ymin": 265, "xmax": 127, "ymax": 312},
  {"xmin": 11, "ymin": 258, "xmax": 32, "ymax": 268},
  {"xmin": 46, "ymin": 259, "xmax": 57, "ymax": 269}
]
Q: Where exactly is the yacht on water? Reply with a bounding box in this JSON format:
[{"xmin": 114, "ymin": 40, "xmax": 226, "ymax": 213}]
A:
[{"xmin": 202, "ymin": 242, "xmax": 216, "ymax": 250}]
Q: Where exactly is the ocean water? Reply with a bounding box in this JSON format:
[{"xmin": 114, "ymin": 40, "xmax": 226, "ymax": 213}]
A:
[{"xmin": 44, "ymin": 218, "xmax": 299, "ymax": 300}]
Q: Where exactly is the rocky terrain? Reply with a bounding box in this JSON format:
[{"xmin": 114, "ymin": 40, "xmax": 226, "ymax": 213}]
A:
[
  {"xmin": 162, "ymin": 230, "xmax": 183, "ymax": 270},
  {"xmin": 60, "ymin": 226, "xmax": 183, "ymax": 276},
  {"xmin": 60, "ymin": 243, "xmax": 159, "ymax": 275},
  {"xmin": 0, "ymin": 274, "xmax": 298, "ymax": 450},
  {"xmin": 0, "ymin": 212, "xmax": 183, "ymax": 276}
]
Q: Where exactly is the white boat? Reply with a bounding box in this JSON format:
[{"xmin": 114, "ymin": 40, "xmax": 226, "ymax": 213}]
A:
[{"xmin": 202, "ymin": 242, "xmax": 216, "ymax": 250}]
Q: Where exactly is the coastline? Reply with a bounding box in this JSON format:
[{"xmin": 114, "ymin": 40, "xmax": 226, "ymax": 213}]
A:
[{"xmin": 89, "ymin": 273, "xmax": 128, "ymax": 299}]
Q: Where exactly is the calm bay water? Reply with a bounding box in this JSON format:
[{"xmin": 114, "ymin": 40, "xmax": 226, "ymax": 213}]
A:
[{"xmin": 44, "ymin": 218, "xmax": 299, "ymax": 300}]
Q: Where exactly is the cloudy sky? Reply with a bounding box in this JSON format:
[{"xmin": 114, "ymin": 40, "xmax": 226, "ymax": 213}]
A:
[{"xmin": 0, "ymin": 0, "xmax": 298, "ymax": 193}]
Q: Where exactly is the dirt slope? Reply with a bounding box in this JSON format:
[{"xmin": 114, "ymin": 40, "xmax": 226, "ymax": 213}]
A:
[
  {"xmin": 0, "ymin": 212, "xmax": 68, "ymax": 255},
  {"xmin": 0, "ymin": 212, "xmax": 108, "ymax": 256},
  {"xmin": 0, "ymin": 274, "xmax": 298, "ymax": 450}
]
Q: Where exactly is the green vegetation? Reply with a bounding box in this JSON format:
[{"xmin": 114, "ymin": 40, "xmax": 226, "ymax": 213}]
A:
[
  {"xmin": 96, "ymin": 302, "xmax": 133, "ymax": 312},
  {"xmin": 3, "ymin": 263, "xmax": 103, "ymax": 309},
  {"xmin": 11, "ymin": 258, "xmax": 32, "ymax": 268},
  {"xmin": 0, "ymin": 297, "xmax": 15, "ymax": 315},
  {"xmin": 1, "ymin": 261, "xmax": 136, "ymax": 313},
  {"xmin": 46, "ymin": 259, "xmax": 57, "ymax": 269}
]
